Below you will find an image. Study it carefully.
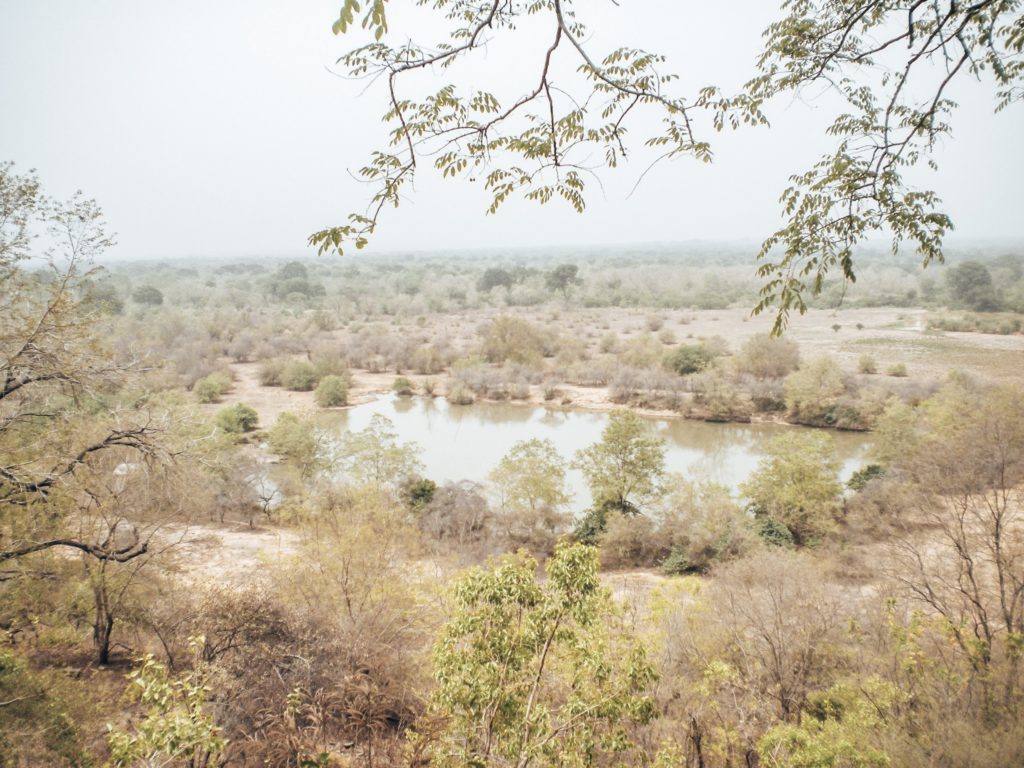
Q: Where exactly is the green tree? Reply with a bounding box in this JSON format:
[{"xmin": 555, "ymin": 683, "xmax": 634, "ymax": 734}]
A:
[
  {"xmin": 489, "ymin": 438, "xmax": 571, "ymax": 553},
  {"xmin": 336, "ymin": 413, "xmax": 423, "ymax": 489},
  {"xmin": 740, "ymin": 431, "xmax": 842, "ymax": 545},
  {"xmin": 946, "ymin": 260, "xmax": 1001, "ymax": 311},
  {"xmin": 131, "ymin": 284, "xmax": 164, "ymax": 306},
  {"xmin": 266, "ymin": 412, "xmax": 327, "ymax": 478},
  {"xmin": 574, "ymin": 411, "xmax": 666, "ymax": 514},
  {"xmin": 545, "ymin": 263, "xmax": 582, "ymax": 300},
  {"xmin": 313, "ymin": 3, "xmax": 1024, "ymax": 329},
  {"xmin": 1, "ymin": 162, "xmax": 163, "ymax": 564},
  {"xmin": 422, "ymin": 542, "xmax": 657, "ymax": 767},
  {"xmin": 478, "ymin": 267, "xmax": 514, "ymax": 293}
]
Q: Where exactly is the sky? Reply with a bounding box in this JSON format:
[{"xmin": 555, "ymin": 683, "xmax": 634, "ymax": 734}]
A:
[{"xmin": 2, "ymin": 0, "xmax": 1022, "ymax": 260}]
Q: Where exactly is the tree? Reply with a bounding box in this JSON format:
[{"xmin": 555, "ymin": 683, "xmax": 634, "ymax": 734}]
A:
[
  {"xmin": 489, "ymin": 438, "xmax": 571, "ymax": 553},
  {"xmin": 421, "ymin": 542, "xmax": 657, "ymax": 767},
  {"xmin": 740, "ymin": 430, "xmax": 843, "ymax": 545},
  {"xmin": 477, "ymin": 267, "xmax": 514, "ymax": 293},
  {"xmin": 0, "ymin": 162, "xmax": 165, "ymax": 565},
  {"xmin": 946, "ymin": 261, "xmax": 1001, "ymax": 311},
  {"xmin": 544, "ymin": 264, "xmax": 582, "ymax": 300},
  {"xmin": 312, "ymin": 2, "xmax": 1024, "ymax": 329},
  {"xmin": 131, "ymin": 284, "xmax": 164, "ymax": 306},
  {"xmin": 266, "ymin": 412, "xmax": 328, "ymax": 479},
  {"xmin": 335, "ymin": 413, "xmax": 423, "ymax": 490},
  {"xmin": 573, "ymin": 410, "xmax": 666, "ymax": 515},
  {"xmin": 884, "ymin": 383, "xmax": 1024, "ymax": 690}
]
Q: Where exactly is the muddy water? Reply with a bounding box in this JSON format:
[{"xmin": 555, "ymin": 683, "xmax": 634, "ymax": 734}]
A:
[{"xmin": 322, "ymin": 395, "xmax": 871, "ymax": 512}]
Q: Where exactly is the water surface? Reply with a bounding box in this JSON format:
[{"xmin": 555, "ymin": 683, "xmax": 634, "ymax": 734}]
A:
[{"xmin": 324, "ymin": 395, "xmax": 871, "ymax": 511}]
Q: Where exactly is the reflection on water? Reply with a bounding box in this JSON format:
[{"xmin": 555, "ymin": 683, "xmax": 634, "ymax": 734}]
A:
[{"xmin": 321, "ymin": 395, "xmax": 871, "ymax": 512}]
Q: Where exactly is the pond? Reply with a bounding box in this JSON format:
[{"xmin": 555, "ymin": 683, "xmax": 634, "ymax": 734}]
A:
[{"xmin": 323, "ymin": 395, "xmax": 872, "ymax": 512}]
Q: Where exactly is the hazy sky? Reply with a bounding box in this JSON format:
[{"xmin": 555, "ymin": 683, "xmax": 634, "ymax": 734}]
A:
[{"xmin": 2, "ymin": 1, "xmax": 1021, "ymax": 260}]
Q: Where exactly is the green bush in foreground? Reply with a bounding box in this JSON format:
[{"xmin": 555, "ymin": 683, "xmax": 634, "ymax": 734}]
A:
[{"xmin": 314, "ymin": 375, "xmax": 348, "ymax": 407}]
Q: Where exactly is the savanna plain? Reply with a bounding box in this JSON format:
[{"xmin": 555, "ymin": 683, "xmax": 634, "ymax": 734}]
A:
[{"xmin": 4, "ymin": 158, "xmax": 1024, "ymax": 767}]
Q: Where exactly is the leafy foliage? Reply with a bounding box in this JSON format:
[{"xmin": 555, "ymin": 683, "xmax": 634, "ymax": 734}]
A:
[
  {"xmin": 741, "ymin": 430, "xmax": 843, "ymax": 545},
  {"xmin": 107, "ymin": 651, "xmax": 224, "ymax": 767},
  {"xmin": 574, "ymin": 410, "xmax": 666, "ymax": 513},
  {"xmin": 422, "ymin": 541, "xmax": 657, "ymax": 767}
]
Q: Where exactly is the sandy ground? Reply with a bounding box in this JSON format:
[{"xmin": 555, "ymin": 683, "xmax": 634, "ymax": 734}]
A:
[{"xmin": 162, "ymin": 521, "xmax": 300, "ymax": 583}]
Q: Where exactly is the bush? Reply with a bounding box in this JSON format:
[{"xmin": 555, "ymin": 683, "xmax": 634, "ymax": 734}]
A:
[
  {"xmin": 887, "ymin": 362, "xmax": 908, "ymax": 377},
  {"xmin": 216, "ymin": 403, "xmax": 259, "ymax": 433},
  {"xmin": 132, "ymin": 284, "xmax": 164, "ymax": 306},
  {"xmin": 858, "ymin": 355, "xmax": 878, "ymax": 374},
  {"xmin": 847, "ymin": 463, "xmax": 885, "ymax": 492},
  {"xmin": 194, "ymin": 371, "xmax": 232, "ymax": 403},
  {"xmin": 660, "ymin": 546, "xmax": 691, "ymax": 575},
  {"xmin": 393, "ymin": 376, "xmax": 415, "ymax": 396},
  {"xmin": 784, "ymin": 357, "xmax": 846, "ymax": 426},
  {"xmin": 480, "ymin": 316, "xmax": 547, "ymax": 366},
  {"xmin": 257, "ymin": 358, "xmax": 286, "ymax": 386},
  {"xmin": 280, "ymin": 360, "xmax": 319, "ymax": 391},
  {"xmin": 314, "ymin": 375, "xmax": 348, "ymax": 407},
  {"xmin": 664, "ymin": 342, "xmax": 717, "ymax": 375},
  {"xmin": 446, "ymin": 381, "xmax": 475, "ymax": 405},
  {"xmin": 735, "ymin": 334, "xmax": 800, "ymax": 379},
  {"xmin": 755, "ymin": 516, "xmax": 795, "ymax": 547}
]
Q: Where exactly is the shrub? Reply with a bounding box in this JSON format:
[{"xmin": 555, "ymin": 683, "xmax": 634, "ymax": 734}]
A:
[
  {"xmin": 446, "ymin": 381, "xmax": 476, "ymax": 405},
  {"xmin": 858, "ymin": 355, "xmax": 878, "ymax": 374},
  {"xmin": 887, "ymin": 362, "xmax": 908, "ymax": 377},
  {"xmin": 194, "ymin": 372, "xmax": 232, "ymax": 403},
  {"xmin": 847, "ymin": 463, "xmax": 885, "ymax": 492},
  {"xmin": 393, "ymin": 376, "xmax": 415, "ymax": 396},
  {"xmin": 132, "ymin": 284, "xmax": 164, "ymax": 306},
  {"xmin": 280, "ymin": 360, "xmax": 319, "ymax": 391},
  {"xmin": 660, "ymin": 546, "xmax": 691, "ymax": 575},
  {"xmin": 664, "ymin": 342, "xmax": 717, "ymax": 375},
  {"xmin": 755, "ymin": 516, "xmax": 795, "ymax": 547},
  {"xmin": 784, "ymin": 357, "xmax": 846, "ymax": 426},
  {"xmin": 314, "ymin": 375, "xmax": 348, "ymax": 407},
  {"xmin": 216, "ymin": 403, "xmax": 259, "ymax": 433},
  {"xmin": 735, "ymin": 334, "xmax": 801, "ymax": 379},
  {"xmin": 599, "ymin": 332, "xmax": 618, "ymax": 353},
  {"xmin": 480, "ymin": 316, "xmax": 546, "ymax": 366},
  {"xmin": 257, "ymin": 358, "xmax": 286, "ymax": 386},
  {"xmin": 597, "ymin": 509, "xmax": 656, "ymax": 569}
]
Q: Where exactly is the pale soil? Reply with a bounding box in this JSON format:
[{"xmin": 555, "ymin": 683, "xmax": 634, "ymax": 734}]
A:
[{"xmin": 162, "ymin": 521, "xmax": 300, "ymax": 583}]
